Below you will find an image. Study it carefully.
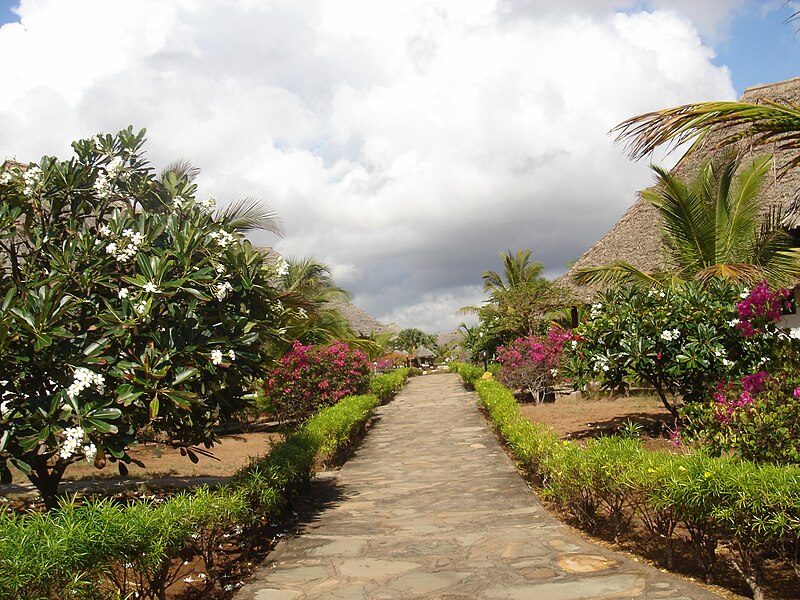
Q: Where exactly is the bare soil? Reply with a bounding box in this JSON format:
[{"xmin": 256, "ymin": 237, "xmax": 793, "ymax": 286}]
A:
[
  {"xmin": 518, "ymin": 390, "xmax": 679, "ymax": 452},
  {"xmin": 63, "ymin": 431, "xmax": 284, "ymax": 482}
]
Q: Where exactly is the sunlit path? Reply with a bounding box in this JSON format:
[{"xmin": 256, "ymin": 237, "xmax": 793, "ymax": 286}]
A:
[{"xmin": 237, "ymin": 373, "xmax": 721, "ymax": 600}]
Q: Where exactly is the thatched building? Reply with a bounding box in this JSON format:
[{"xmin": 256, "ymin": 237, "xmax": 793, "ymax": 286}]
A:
[{"xmin": 557, "ymin": 76, "xmax": 800, "ymax": 303}]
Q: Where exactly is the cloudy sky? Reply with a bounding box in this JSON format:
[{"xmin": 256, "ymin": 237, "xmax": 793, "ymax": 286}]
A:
[{"xmin": 0, "ymin": 0, "xmax": 798, "ymax": 333}]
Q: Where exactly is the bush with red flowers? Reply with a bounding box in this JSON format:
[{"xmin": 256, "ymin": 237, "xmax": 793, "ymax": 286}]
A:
[{"xmin": 263, "ymin": 341, "xmax": 370, "ymax": 421}]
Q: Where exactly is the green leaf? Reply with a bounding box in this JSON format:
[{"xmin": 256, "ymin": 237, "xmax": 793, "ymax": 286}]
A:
[
  {"xmin": 149, "ymin": 396, "xmax": 159, "ymax": 419},
  {"xmin": 10, "ymin": 457, "xmax": 31, "ymax": 474},
  {"xmin": 172, "ymin": 367, "xmax": 198, "ymax": 386},
  {"xmin": 90, "ymin": 407, "xmax": 122, "ymax": 420},
  {"xmin": 83, "ymin": 417, "xmax": 118, "ymax": 434},
  {"xmin": 116, "ymin": 384, "xmax": 142, "ymax": 405}
]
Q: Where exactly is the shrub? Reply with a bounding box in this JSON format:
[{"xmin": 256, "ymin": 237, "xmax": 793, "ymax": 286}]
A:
[
  {"xmin": 563, "ymin": 280, "xmax": 788, "ymax": 418},
  {"xmin": 469, "ymin": 376, "xmax": 800, "ymax": 598},
  {"xmin": 369, "ymin": 368, "xmax": 410, "ymax": 403},
  {"xmin": 0, "ymin": 128, "xmax": 288, "ymax": 508},
  {"xmin": 496, "ymin": 326, "xmax": 571, "ymax": 401},
  {"xmin": 262, "ymin": 340, "xmax": 370, "ymax": 421},
  {"xmin": 682, "ymin": 369, "xmax": 800, "ymax": 464}
]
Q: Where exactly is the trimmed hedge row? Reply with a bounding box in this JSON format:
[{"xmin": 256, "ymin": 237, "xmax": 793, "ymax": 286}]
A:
[
  {"xmin": 448, "ymin": 361, "xmax": 498, "ymax": 389},
  {"xmin": 0, "ymin": 391, "xmax": 389, "ymax": 599},
  {"xmin": 468, "ymin": 376, "xmax": 800, "ymax": 600},
  {"xmin": 369, "ymin": 368, "xmax": 412, "ymax": 404}
]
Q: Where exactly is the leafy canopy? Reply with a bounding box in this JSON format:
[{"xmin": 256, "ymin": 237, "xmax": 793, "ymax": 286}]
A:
[{"xmin": 0, "ymin": 127, "xmax": 292, "ymax": 506}]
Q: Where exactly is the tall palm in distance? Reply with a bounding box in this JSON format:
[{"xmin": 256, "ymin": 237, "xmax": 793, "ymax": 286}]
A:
[
  {"xmin": 576, "ymin": 155, "xmax": 800, "ymax": 288},
  {"xmin": 482, "ymin": 249, "xmax": 545, "ymax": 298}
]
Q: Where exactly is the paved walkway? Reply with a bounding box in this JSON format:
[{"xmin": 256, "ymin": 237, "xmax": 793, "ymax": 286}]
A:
[{"xmin": 237, "ymin": 374, "xmax": 722, "ymax": 600}]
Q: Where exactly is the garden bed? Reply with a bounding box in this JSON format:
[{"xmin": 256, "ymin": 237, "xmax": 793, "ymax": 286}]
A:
[
  {"xmin": 514, "ymin": 390, "xmax": 800, "ymax": 600},
  {"xmin": 518, "ymin": 391, "xmax": 678, "ymax": 452}
]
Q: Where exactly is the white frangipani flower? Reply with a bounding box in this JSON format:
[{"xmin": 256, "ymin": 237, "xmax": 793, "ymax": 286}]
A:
[{"xmin": 211, "ymin": 349, "xmax": 223, "ymax": 365}]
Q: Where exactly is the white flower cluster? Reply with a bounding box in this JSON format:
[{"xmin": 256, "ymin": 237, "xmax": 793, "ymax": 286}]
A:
[
  {"xmin": 660, "ymin": 329, "xmax": 680, "ymax": 342},
  {"xmin": 22, "ymin": 165, "xmax": 43, "ymax": 197},
  {"xmin": 0, "ymin": 169, "xmax": 14, "ymax": 185},
  {"xmin": 99, "ymin": 225, "xmax": 145, "ymax": 263},
  {"xmin": 67, "ymin": 367, "xmax": 105, "ymax": 401},
  {"xmin": 60, "ymin": 426, "xmax": 97, "ymax": 462},
  {"xmin": 142, "ymin": 281, "xmax": 160, "ymax": 293},
  {"xmin": 275, "ymin": 258, "xmax": 289, "ymax": 277},
  {"xmin": 593, "ymin": 355, "xmax": 610, "ymax": 372},
  {"xmin": 728, "ymin": 318, "xmax": 740, "ymax": 327},
  {"xmin": 590, "ymin": 302, "xmax": 603, "ymax": 318},
  {"xmin": 198, "ymin": 196, "xmax": 216, "ymax": 214},
  {"xmin": 94, "ymin": 157, "xmax": 128, "ymax": 199},
  {"xmin": 215, "ymin": 281, "xmax": 233, "ymax": 301},
  {"xmin": 209, "ymin": 229, "xmax": 236, "ymax": 248},
  {"xmin": 210, "ymin": 349, "xmax": 236, "ymax": 365}
]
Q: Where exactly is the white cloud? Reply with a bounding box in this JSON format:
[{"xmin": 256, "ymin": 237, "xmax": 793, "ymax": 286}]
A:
[{"xmin": 0, "ymin": 0, "xmax": 738, "ymax": 332}]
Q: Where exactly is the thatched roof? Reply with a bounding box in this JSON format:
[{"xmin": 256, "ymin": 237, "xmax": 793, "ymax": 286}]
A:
[
  {"xmin": 557, "ymin": 76, "xmax": 800, "ymax": 302},
  {"xmin": 325, "ymin": 298, "xmax": 394, "ymax": 337}
]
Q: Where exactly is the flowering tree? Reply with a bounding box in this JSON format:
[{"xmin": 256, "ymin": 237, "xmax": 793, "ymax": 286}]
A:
[
  {"xmin": 496, "ymin": 326, "xmax": 571, "ymax": 402},
  {"xmin": 263, "ymin": 340, "xmax": 370, "ymax": 421},
  {"xmin": 563, "ymin": 280, "xmax": 787, "ymax": 418},
  {"xmin": 0, "ymin": 128, "xmax": 291, "ymax": 507}
]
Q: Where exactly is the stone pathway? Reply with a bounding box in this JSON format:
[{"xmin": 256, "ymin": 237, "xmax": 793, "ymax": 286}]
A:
[{"xmin": 236, "ymin": 374, "xmax": 722, "ymax": 600}]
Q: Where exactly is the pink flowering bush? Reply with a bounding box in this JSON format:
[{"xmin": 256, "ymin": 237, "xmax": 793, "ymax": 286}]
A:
[
  {"xmin": 496, "ymin": 326, "xmax": 571, "ymax": 402},
  {"xmin": 735, "ymin": 280, "xmax": 791, "ymax": 337},
  {"xmin": 263, "ymin": 341, "xmax": 370, "ymax": 421},
  {"xmin": 682, "ymin": 369, "xmax": 800, "ymax": 464}
]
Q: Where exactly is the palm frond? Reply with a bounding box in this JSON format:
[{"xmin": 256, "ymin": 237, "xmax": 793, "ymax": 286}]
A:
[
  {"xmin": 612, "ymin": 100, "xmax": 800, "ymax": 174},
  {"xmin": 574, "ymin": 262, "xmax": 670, "ymax": 287},
  {"xmin": 694, "ymin": 263, "xmax": 763, "ymax": 284},
  {"xmin": 643, "ymin": 166, "xmax": 714, "ymax": 272},
  {"xmin": 721, "ymin": 155, "xmax": 770, "ymax": 262},
  {"xmin": 160, "ymin": 159, "xmax": 201, "ymax": 182},
  {"xmin": 217, "ymin": 197, "xmax": 284, "ymax": 235}
]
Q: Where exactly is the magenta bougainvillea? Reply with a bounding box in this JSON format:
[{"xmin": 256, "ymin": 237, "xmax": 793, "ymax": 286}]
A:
[
  {"xmin": 496, "ymin": 326, "xmax": 571, "ymax": 401},
  {"xmin": 736, "ymin": 280, "xmax": 791, "ymax": 337},
  {"xmin": 263, "ymin": 341, "xmax": 370, "ymax": 421}
]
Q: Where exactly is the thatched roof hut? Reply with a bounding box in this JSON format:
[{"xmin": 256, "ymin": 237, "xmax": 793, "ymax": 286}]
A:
[{"xmin": 557, "ymin": 76, "xmax": 800, "ymax": 302}]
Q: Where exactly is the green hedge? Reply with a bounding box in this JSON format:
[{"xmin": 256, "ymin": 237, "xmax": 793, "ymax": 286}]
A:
[
  {"xmin": 449, "ymin": 361, "xmax": 498, "ymax": 389},
  {"xmin": 472, "ymin": 378, "xmax": 800, "ymax": 598},
  {"xmin": 0, "ymin": 390, "xmax": 388, "ymax": 599},
  {"xmin": 369, "ymin": 368, "xmax": 411, "ymax": 404}
]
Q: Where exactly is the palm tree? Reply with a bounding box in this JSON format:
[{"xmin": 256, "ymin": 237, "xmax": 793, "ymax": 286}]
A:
[
  {"xmin": 281, "ymin": 256, "xmax": 351, "ymax": 304},
  {"xmin": 160, "ymin": 160, "xmax": 284, "ymax": 236},
  {"xmin": 576, "ymin": 155, "xmax": 800, "ymax": 287},
  {"xmin": 613, "ymin": 99, "xmax": 800, "ymax": 175},
  {"xmin": 276, "ymin": 256, "xmax": 357, "ymax": 348},
  {"xmin": 482, "ymin": 249, "xmax": 545, "ymax": 297}
]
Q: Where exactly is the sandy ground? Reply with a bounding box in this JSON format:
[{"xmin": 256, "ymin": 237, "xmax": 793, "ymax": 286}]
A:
[{"xmin": 517, "ymin": 391, "xmax": 680, "ymax": 452}]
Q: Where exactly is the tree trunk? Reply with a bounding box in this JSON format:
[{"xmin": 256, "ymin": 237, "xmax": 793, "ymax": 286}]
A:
[{"xmin": 26, "ymin": 458, "xmax": 68, "ymax": 510}]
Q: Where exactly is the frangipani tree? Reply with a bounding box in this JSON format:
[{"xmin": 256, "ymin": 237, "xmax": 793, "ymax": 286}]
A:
[{"xmin": 0, "ymin": 127, "xmax": 293, "ymax": 507}]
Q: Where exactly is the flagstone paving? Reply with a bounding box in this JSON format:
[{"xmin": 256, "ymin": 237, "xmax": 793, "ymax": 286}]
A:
[{"xmin": 236, "ymin": 373, "xmax": 722, "ymax": 600}]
